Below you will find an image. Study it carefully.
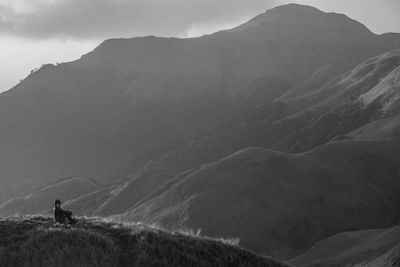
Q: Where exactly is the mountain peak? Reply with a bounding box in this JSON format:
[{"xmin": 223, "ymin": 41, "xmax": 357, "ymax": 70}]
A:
[
  {"xmin": 266, "ymin": 3, "xmax": 322, "ymax": 15},
  {"xmin": 230, "ymin": 3, "xmax": 323, "ymax": 30},
  {"xmin": 227, "ymin": 3, "xmax": 374, "ymax": 42}
]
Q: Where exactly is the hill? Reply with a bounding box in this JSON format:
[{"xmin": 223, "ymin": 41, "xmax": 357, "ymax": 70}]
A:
[
  {"xmin": 1, "ymin": 4, "xmax": 400, "ymax": 199},
  {"xmin": 113, "ymin": 140, "xmax": 400, "ymax": 259},
  {"xmin": 0, "ymin": 177, "xmax": 102, "ymax": 216},
  {"xmin": 0, "ymin": 215, "xmax": 287, "ymax": 267},
  {"xmin": 290, "ymin": 225, "xmax": 400, "ymax": 266}
]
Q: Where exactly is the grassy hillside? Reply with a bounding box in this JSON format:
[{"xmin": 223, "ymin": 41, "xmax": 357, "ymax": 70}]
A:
[
  {"xmin": 291, "ymin": 225, "xmax": 400, "ymax": 266},
  {"xmin": 0, "ymin": 215, "xmax": 287, "ymax": 267},
  {"xmin": 114, "ymin": 140, "xmax": 400, "ymax": 259}
]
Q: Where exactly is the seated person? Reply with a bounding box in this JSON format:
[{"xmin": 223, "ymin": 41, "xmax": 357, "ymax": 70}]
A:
[{"xmin": 53, "ymin": 199, "xmax": 78, "ymax": 225}]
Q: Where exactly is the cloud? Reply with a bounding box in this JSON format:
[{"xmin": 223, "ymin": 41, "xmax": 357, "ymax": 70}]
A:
[{"xmin": 0, "ymin": 0, "xmax": 277, "ymax": 39}]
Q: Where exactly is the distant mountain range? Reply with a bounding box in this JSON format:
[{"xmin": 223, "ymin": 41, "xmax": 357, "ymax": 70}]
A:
[{"xmin": 0, "ymin": 4, "xmax": 400, "ymax": 266}]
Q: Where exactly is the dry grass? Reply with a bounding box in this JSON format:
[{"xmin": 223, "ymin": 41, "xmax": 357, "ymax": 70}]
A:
[{"xmin": 0, "ymin": 215, "xmax": 288, "ymax": 267}]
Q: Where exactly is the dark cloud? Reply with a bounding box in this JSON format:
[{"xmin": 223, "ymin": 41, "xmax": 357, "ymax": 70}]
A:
[{"xmin": 0, "ymin": 0, "xmax": 277, "ymax": 39}]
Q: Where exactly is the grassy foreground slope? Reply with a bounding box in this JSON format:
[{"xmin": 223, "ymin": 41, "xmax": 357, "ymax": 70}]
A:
[{"xmin": 0, "ymin": 215, "xmax": 287, "ymax": 267}]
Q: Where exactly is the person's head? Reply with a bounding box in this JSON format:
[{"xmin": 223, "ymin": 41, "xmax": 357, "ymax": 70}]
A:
[{"xmin": 54, "ymin": 199, "xmax": 61, "ymax": 208}]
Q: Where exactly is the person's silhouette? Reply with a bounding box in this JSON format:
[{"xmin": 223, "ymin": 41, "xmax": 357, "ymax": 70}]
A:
[{"xmin": 53, "ymin": 199, "xmax": 78, "ymax": 224}]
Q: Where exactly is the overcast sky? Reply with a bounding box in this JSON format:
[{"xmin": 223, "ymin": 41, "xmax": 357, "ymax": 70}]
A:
[{"xmin": 1, "ymin": 0, "xmax": 399, "ymax": 92}]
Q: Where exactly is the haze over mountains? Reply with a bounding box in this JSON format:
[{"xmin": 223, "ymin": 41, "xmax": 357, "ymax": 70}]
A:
[{"xmin": 0, "ymin": 3, "xmax": 400, "ymax": 266}]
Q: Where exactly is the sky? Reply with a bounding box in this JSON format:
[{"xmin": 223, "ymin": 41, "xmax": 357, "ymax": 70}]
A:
[{"xmin": 0, "ymin": 0, "xmax": 399, "ymax": 92}]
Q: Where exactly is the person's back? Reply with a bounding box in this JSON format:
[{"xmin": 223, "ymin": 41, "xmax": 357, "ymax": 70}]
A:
[{"xmin": 53, "ymin": 199, "xmax": 77, "ymax": 224}]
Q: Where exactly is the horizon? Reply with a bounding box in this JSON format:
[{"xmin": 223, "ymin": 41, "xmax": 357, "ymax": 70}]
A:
[{"xmin": 1, "ymin": 0, "xmax": 399, "ymax": 92}]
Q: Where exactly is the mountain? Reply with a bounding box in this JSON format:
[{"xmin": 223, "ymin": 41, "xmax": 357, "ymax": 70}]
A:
[
  {"xmin": 0, "ymin": 177, "xmax": 101, "ymax": 216},
  {"xmin": 112, "ymin": 140, "xmax": 400, "ymax": 259},
  {"xmin": 23, "ymin": 44, "xmax": 400, "ymax": 229},
  {"xmin": 1, "ymin": 4, "xmax": 400, "ymax": 201},
  {"xmin": 290, "ymin": 225, "xmax": 400, "ymax": 266},
  {"xmin": 0, "ymin": 215, "xmax": 287, "ymax": 267}
]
